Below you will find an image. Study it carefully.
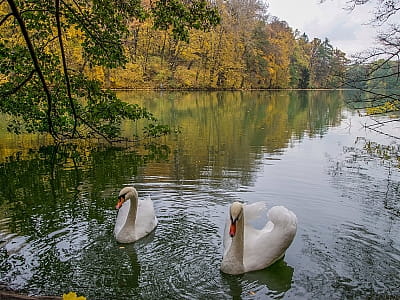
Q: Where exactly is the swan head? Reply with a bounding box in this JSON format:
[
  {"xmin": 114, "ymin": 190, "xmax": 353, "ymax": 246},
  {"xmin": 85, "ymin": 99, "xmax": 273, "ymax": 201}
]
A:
[
  {"xmin": 229, "ymin": 202, "xmax": 243, "ymax": 237},
  {"xmin": 115, "ymin": 186, "xmax": 137, "ymax": 210}
]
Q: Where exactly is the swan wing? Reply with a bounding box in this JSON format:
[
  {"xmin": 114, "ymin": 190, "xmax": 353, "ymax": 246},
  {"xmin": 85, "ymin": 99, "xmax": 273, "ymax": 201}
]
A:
[
  {"xmin": 244, "ymin": 205, "xmax": 297, "ymax": 272},
  {"xmin": 243, "ymin": 202, "xmax": 267, "ymax": 222},
  {"xmin": 266, "ymin": 206, "xmax": 297, "ymax": 232},
  {"xmin": 242, "ymin": 201, "xmax": 268, "ymax": 246},
  {"xmin": 257, "ymin": 206, "xmax": 297, "ymax": 249},
  {"xmin": 135, "ymin": 196, "xmax": 158, "ymax": 239}
]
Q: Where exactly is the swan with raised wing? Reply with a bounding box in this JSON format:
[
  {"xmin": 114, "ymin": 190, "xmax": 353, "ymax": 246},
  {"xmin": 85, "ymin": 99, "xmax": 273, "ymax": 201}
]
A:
[
  {"xmin": 221, "ymin": 201, "xmax": 297, "ymax": 275},
  {"xmin": 114, "ymin": 186, "xmax": 158, "ymax": 243}
]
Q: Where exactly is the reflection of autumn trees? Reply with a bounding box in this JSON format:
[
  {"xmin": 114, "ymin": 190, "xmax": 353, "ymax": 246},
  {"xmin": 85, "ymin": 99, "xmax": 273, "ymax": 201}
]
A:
[
  {"xmin": 0, "ymin": 90, "xmax": 344, "ymax": 193},
  {"xmin": 0, "ymin": 91, "xmax": 344, "ymax": 173},
  {"xmin": 0, "ymin": 143, "xmax": 170, "ymax": 235},
  {"xmin": 118, "ymin": 91, "xmax": 343, "ymax": 181}
]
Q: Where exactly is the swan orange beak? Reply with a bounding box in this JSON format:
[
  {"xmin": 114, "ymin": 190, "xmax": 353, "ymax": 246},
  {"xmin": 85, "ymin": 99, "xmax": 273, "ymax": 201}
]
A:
[
  {"xmin": 229, "ymin": 223, "xmax": 236, "ymax": 237},
  {"xmin": 116, "ymin": 197, "xmax": 124, "ymax": 210}
]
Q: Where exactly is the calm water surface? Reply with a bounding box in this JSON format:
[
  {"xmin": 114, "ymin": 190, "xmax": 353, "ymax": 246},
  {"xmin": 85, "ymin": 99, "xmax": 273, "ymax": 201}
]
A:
[{"xmin": 0, "ymin": 91, "xmax": 399, "ymax": 299}]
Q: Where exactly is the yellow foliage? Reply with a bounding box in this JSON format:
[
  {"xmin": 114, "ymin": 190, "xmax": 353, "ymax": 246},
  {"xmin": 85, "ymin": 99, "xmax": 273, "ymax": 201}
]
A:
[
  {"xmin": 87, "ymin": 66, "xmax": 105, "ymax": 84},
  {"xmin": 110, "ymin": 63, "xmax": 145, "ymax": 88},
  {"xmin": 62, "ymin": 292, "xmax": 86, "ymax": 300},
  {"xmin": 366, "ymin": 101, "xmax": 400, "ymax": 115},
  {"xmin": 0, "ymin": 0, "xmax": 345, "ymax": 90},
  {"xmin": 175, "ymin": 66, "xmax": 198, "ymax": 87}
]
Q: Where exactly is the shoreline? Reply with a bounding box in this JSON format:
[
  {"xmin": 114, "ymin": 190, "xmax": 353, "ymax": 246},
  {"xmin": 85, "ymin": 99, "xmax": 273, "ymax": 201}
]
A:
[
  {"xmin": 0, "ymin": 286, "xmax": 61, "ymax": 300},
  {"xmin": 108, "ymin": 87, "xmax": 353, "ymax": 92}
]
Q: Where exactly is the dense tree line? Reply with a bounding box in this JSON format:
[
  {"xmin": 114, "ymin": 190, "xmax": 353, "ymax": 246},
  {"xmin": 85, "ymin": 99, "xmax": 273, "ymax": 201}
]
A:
[{"xmin": 96, "ymin": 0, "xmax": 348, "ymax": 90}]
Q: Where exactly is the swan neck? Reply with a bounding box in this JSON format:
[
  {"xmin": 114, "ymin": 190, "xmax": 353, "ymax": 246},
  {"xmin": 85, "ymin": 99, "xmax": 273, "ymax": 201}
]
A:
[
  {"xmin": 125, "ymin": 193, "xmax": 138, "ymax": 227},
  {"xmin": 232, "ymin": 216, "xmax": 244, "ymax": 260},
  {"xmin": 221, "ymin": 215, "xmax": 245, "ymax": 274}
]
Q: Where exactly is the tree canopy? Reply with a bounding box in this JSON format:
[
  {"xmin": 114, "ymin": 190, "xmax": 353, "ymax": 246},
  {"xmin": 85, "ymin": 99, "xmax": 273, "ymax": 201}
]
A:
[
  {"xmin": 0, "ymin": 0, "xmax": 220, "ymax": 141},
  {"xmin": 89, "ymin": 1, "xmax": 348, "ymax": 90}
]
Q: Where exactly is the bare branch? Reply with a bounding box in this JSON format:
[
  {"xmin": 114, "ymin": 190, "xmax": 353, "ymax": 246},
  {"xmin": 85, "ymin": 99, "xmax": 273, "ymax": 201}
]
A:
[
  {"xmin": 348, "ymin": 70, "xmax": 400, "ymax": 83},
  {"xmin": 346, "ymin": 82, "xmax": 399, "ymax": 103},
  {"xmin": 365, "ymin": 50, "xmax": 400, "ymax": 77},
  {"xmin": 365, "ymin": 121, "xmax": 400, "ymax": 140},
  {"xmin": 39, "ymin": 35, "xmax": 58, "ymax": 51},
  {"xmin": 369, "ymin": 118, "xmax": 400, "ymax": 127}
]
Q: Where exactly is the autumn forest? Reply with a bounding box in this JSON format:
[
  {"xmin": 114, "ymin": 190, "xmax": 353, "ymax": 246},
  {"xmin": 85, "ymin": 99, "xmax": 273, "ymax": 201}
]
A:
[
  {"xmin": 90, "ymin": 1, "xmax": 348, "ymax": 90},
  {"xmin": 0, "ymin": 0, "xmax": 348, "ymax": 92}
]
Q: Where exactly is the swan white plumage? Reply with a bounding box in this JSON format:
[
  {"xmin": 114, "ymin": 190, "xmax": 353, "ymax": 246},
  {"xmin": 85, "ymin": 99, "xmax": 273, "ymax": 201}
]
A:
[
  {"xmin": 114, "ymin": 186, "xmax": 158, "ymax": 243},
  {"xmin": 221, "ymin": 201, "xmax": 297, "ymax": 275}
]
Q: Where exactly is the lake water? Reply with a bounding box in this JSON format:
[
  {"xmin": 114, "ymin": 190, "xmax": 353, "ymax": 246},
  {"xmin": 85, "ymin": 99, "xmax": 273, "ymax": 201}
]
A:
[{"xmin": 0, "ymin": 91, "xmax": 399, "ymax": 299}]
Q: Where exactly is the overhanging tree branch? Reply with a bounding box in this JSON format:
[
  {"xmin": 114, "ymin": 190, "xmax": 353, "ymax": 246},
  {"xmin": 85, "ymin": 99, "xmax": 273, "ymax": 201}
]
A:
[
  {"xmin": 1, "ymin": 69, "xmax": 35, "ymax": 96},
  {"xmin": 77, "ymin": 116, "xmax": 112, "ymax": 144},
  {"xmin": 0, "ymin": 12, "xmax": 13, "ymax": 27},
  {"xmin": 348, "ymin": 70, "xmax": 400, "ymax": 83},
  {"xmin": 6, "ymin": 0, "xmax": 57, "ymax": 139},
  {"xmin": 62, "ymin": 0, "xmax": 111, "ymax": 48},
  {"xmin": 55, "ymin": 0, "xmax": 77, "ymax": 137},
  {"xmin": 365, "ymin": 119, "xmax": 400, "ymax": 140}
]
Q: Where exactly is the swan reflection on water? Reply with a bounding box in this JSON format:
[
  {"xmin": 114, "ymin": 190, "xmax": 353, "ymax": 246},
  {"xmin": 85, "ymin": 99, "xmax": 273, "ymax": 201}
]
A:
[
  {"xmin": 224, "ymin": 258, "xmax": 294, "ymax": 299},
  {"xmin": 113, "ymin": 244, "xmax": 141, "ymax": 291}
]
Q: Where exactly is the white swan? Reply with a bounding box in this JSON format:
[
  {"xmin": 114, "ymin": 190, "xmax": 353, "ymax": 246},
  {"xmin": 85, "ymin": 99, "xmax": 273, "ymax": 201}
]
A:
[
  {"xmin": 114, "ymin": 186, "xmax": 158, "ymax": 243},
  {"xmin": 221, "ymin": 201, "xmax": 297, "ymax": 275}
]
